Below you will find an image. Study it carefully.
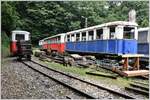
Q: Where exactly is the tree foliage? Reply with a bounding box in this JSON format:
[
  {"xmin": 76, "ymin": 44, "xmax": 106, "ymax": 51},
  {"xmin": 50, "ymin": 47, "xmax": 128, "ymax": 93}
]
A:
[
  {"xmin": 1, "ymin": 1, "xmax": 149, "ymax": 45},
  {"xmin": 2, "ymin": 2, "xmax": 20, "ymax": 36}
]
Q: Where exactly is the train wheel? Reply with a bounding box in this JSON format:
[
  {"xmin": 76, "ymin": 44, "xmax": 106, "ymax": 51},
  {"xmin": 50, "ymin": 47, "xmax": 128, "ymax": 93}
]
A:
[
  {"xmin": 17, "ymin": 56, "xmax": 22, "ymax": 61},
  {"xmin": 27, "ymin": 55, "xmax": 31, "ymax": 61},
  {"xmin": 51, "ymin": 51, "xmax": 58, "ymax": 57}
]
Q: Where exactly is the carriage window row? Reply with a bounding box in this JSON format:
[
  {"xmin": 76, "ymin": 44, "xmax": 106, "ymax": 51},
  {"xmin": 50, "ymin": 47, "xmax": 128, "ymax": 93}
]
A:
[
  {"xmin": 66, "ymin": 29, "xmax": 102, "ymax": 42},
  {"xmin": 66, "ymin": 26, "xmax": 136, "ymax": 42},
  {"xmin": 66, "ymin": 28, "xmax": 105, "ymax": 42},
  {"xmin": 45, "ymin": 37, "xmax": 61, "ymax": 44}
]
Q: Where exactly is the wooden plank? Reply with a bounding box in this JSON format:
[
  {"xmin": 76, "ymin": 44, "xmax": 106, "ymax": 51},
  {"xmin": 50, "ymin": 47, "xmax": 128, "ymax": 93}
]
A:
[
  {"xmin": 133, "ymin": 57, "xmax": 140, "ymax": 70},
  {"xmin": 86, "ymin": 71, "xmax": 117, "ymax": 79},
  {"xmin": 98, "ymin": 65, "xmax": 128, "ymax": 76},
  {"xmin": 78, "ymin": 63, "xmax": 89, "ymax": 68},
  {"xmin": 70, "ymin": 54, "xmax": 82, "ymax": 59},
  {"xmin": 129, "ymin": 83, "xmax": 149, "ymax": 91},
  {"xmin": 121, "ymin": 54, "xmax": 144, "ymax": 58},
  {"xmin": 123, "ymin": 70, "xmax": 149, "ymax": 77},
  {"xmin": 132, "ymin": 81, "xmax": 149, "ymax": 86},
  {"xmin": 125, "ymin": 87, "xmax": 149, "ymax": 96},
  {"xmin": 123, "ymin": 57, "xmax": 128, "ymax": 71},
  {"xmin": 140, "ymin": 75, "xmax": 149, "ymax": 79}
]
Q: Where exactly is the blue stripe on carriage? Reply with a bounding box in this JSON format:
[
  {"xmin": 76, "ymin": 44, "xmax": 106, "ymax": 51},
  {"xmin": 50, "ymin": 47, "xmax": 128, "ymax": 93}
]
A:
[
  {"xmin": 65, "ymin": 39, "xmax": 137, "ymax": 55},
  {"xmin": 138, "ymin": 43, "xmax": 149, "ymax": 55}
]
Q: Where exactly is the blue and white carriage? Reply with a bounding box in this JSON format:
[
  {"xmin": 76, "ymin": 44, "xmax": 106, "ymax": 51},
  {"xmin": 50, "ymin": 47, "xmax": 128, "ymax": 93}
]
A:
[
  {"xmin": 65, "ymin": 21, "xmax": 138, "ymax": 56},
  {"xmin": 138, "ymin": 27, "xmax": 149, "ymax": 57},
  {"xmin": 137, "ymin": 27, "xmax": 149, "ymax": 68}
]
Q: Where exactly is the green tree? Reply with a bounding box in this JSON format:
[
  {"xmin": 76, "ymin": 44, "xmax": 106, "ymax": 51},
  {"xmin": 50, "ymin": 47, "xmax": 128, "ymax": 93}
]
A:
[
  {"xmin": 1, "ymin": 1, "xmax": 149, "ymax": 46},
  {"xmin": 2, "ymin": 2, "xmax": 20, "ymax": 36}
]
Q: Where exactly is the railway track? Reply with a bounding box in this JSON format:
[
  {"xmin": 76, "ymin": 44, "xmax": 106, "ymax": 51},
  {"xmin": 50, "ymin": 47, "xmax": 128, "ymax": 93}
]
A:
[
  {"xmin": 22, "ymin": 59, "xmax": 135, "ymax": 99},
  {"xmin": 125, "ymin": 82, "xmax": 149, "ymax": 97},
  {"xmin": 22, "ymin": 60, "xmax": 95, "ymax": 99}
]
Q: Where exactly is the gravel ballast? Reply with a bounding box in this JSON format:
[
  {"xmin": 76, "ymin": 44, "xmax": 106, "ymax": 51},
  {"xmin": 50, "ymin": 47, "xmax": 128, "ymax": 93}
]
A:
[
  {"xmin": 1, "ymin": 58, "xmax": 86, "ymax": 99},
  {"xmin": 1, "ymin": 57, "xmax": 148, "ymax": 99},
  {"xmin": 33, "ymin": 56, "xmax": 148, "ymax": 99}
]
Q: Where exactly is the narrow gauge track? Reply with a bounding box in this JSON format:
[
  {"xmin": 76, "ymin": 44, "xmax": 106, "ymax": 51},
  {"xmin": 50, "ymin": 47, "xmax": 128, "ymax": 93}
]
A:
[
  {"xmin": 130, "ymin": 83, "xmax": 149, "ymax": 91},
  {"xmin": 125, "ymin": 82, "xmax": 149, "ymax": 96},
  {"xmin": 22, "ymin": 61, "xmax": 95, "ymax": 99},
  {"xmin": 22, "ymin": 59, "xmax": 135, "ymax": 99}
]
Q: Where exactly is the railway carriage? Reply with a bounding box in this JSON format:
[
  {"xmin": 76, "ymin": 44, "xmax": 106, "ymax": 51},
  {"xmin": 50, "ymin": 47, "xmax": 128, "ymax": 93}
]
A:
[
  {"xmin": 42, "ymin": 40, "xmax": 48, "ymax": 50},
  {"xmin": 10, "ymin": 30, "xmax": 32, "ymax": 60},
  {"xmin": 40, "ymin": 21, "xmax": 138, "ymax": 58},
  {"xmin": 39, "ymin": 39, "xmax": 44, "ymax": 49},
  {"xmin": 65, "ymin": 21, "xmax": 138, "ymax": 58},
  {"xmin": 137, "ymin": 27, "xmax": 149, "ymax": 67},
  {"xmin": 138, "ymin": 27, "xmax": 149, "ymax": 56},
  {"xmin": 42, "ymin": 33, "xmax": 66, "ymax": 54}
]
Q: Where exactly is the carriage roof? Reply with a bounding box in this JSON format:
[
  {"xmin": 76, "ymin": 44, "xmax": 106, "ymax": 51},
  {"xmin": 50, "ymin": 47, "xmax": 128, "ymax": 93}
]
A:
[
  {"xmin": 42, "ymin": 33, "xmax": 66, "ymax": 41},
  {"xmin": 66, "ymin": 21, "xmax": 138, "ymax": 34},
  {"xmin": 138, "ymin": 27, "xmax": 149, "ymax": 32},
  {"xmin": 12, "ymin": 30, "xmax": 30, "ymax": 34}
]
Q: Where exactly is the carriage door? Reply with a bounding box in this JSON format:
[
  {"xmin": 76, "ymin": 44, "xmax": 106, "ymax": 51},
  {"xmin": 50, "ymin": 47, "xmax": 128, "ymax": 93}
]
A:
[{"xmin": 123, "ymin": 27, "xmax": 137, "ymax": 54}]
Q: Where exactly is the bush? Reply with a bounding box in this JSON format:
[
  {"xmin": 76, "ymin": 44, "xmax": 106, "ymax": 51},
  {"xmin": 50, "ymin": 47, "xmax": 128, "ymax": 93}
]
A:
[{"xmin": 1, "ymin": 32, "xmax": 10, "ymax": 58}]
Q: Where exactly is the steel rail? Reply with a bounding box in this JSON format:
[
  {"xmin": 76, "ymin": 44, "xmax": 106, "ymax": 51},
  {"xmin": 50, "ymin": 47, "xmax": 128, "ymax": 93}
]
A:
[
  {"xmin": 22, "ymin": 61, "xmax": 96, "ymax": 99},
  {"xmin": 31, "ymin": 59, "xmax": 135, "ymax": 99},
  {"xmin": 130, "ymin": 83, "xmax": 149, "ymax": 91},
  {"xmin": 125, "ymin": 87, "xmax": 149, "ymax": 96}
]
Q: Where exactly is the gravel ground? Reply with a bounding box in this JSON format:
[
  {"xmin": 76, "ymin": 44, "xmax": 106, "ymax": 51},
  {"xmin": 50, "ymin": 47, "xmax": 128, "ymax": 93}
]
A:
[
  {"xmin": 1, "ymin": 57, "xmax": 148, "ymax": 99},
  {"xmin": 1, "ymin": 57, "xmax": 86, "ymax": 99},
  {"xmin": 32, "ymin": 56, "xmax": 148, "ymax": 99},
  {"xmin": 25, "ymin": 61, "xmax": 123, "ymax": 99}
]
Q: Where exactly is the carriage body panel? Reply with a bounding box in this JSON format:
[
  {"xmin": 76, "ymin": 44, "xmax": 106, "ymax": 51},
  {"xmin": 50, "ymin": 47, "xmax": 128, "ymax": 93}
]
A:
[{"xmin": 65, "ymin": 39, "xmax": 137, "ymax": 55}]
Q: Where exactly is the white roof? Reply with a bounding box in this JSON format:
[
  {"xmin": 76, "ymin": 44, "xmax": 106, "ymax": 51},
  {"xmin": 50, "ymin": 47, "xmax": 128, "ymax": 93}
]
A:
[
  {"xmin": 39, "ymin": 40, "xmax": 44, "ymax": 42},
  {"xmin": 12, "ymin": 30, "xmax": 30, "ymax": 34},
  {"xmin": 138, "ymin": 27, "xmax": 149, "ymax": 32},
  {"xmin": 42, "ymin": 33, "xmax": 66, "ymax": 41},
  {"xmin": 66, "ymin": 21, "xmax": 138, "ymax": 34}
]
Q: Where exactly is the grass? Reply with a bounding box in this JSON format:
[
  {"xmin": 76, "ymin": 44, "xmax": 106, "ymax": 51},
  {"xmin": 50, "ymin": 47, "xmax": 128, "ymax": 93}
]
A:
[
  {"xmin": 45, "ymin": 61, "xmax": 91, "ymax": 76},
  {"xmin": 40, "ymin": 60, "xmax": 137, "ymax": 88},
  {"xmin": 36, "ymin": 58, "xmax": 149, "ymax": 99}
]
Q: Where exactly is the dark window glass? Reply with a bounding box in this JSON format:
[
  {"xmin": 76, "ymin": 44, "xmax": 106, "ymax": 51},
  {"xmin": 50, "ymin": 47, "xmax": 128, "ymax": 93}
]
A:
[
  {"xmin": 82, "ymin": 32, "xmax": 86, "ymax": 41},
  {"xmin": 57, "ymin": 36, "xmax": 61, "ymax": 43},
  {"xmin": 67, "ymin": 35, "xmax": 70, "ymax": 42},
  {"xmin": 76, "ymin": 33, "xmax": 80, "ymax": 41},
  {"xmin": 15, "ymin": 34, "xmax": 25, "ymax": 40},
  {"xmin": 89, "ymin": 30, "xmax": 94, "ymax": 40},
  {"xmin": 123, "ymin": 27, "xmax": 134, "ymax": 39},
  {"xmin": 110, "ymin": 26, "xmax": 116, "ymax": 39},
  {"xmin": 96, "ymin": 29, "xmax": 103, "ymax": 39}
]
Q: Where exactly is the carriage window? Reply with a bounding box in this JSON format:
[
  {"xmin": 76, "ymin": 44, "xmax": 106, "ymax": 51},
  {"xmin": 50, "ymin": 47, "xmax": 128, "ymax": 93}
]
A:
[
  {"xmin": 54, "ymin": 38, "xmax": 57, "ymax": 43},
  {"xmin": 71, "ymin": 34, "xmax": 75, "ymax": 42},
  {"xmin": 50, "ymin": 39, "xmax": 52, "ymax": 43},
  {"xmin": 88, "ymin": 30, "xmax": 93, "ymax": 40},
  {"xmin": 82, "ymin": 32, "xmax": 86, "ymax": 41},
  {"xmin": 138, "ymin": 30, "xmax": 148, "ymax": 43},
  {"xmin": 123, "ymin": 27, "xmax": 134, "ymax": 39},
  {"xmin": 15, "ymin": 34, "xmax": 25, "ymax": 40},
  {"xmin": 96, "ymin": 29, "xmax": 103, "ymax": 39},
  {"xmin": 110, "ymin": 26, "xmax": 115, "ymax": 39},
  {"xmin": 57, "ymin": 36, "xmax": 61, "ymax": 43},
  {"xmin": 67, "ymin": 35, "xmax": 70, "ymax": 42},
  {"xmin": 56, "ymin": 38, "xmax": 58, "ymax": 43},
  {"xmin": 48, "ymin": 39, "xmax": 51, "ymax": 43},
  {"xmin": 76, "ymin": 33, "xmax": 80, "ymax": 41},
  {"xmin": 53, "ymin": 39, "xmax": 55, "ymax": 43},
  {"xmin": 51, "ymin": 38, "xmax": 54, "ymax": 43}
]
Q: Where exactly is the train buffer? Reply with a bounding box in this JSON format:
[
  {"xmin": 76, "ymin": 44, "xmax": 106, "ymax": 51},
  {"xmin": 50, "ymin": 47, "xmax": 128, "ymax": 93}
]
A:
[{"xmin": 118, "ymin": 54, "xmax": 149, "ymax": 77}]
